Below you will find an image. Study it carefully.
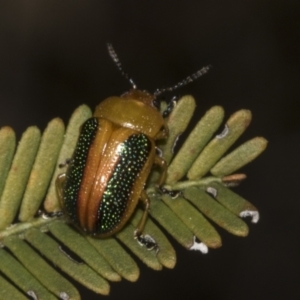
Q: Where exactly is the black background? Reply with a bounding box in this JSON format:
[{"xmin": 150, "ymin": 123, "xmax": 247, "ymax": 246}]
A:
[{"xmin": 1, "ymin": 1, "xmax": 300, "ymax": 299}]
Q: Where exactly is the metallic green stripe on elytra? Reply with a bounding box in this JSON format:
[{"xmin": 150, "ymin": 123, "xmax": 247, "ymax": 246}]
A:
[
  {"xmin": 96, "ymin": 134, "xmax": 152, "ymax": 235},
  {"xmin": 63, "ymin": 118, "xmax": 98, "ymax": 224}
]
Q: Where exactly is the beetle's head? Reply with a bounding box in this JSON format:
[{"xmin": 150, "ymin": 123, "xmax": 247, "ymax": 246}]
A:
[{"xmin": 121, "ymin": 89, "xmax": 156, "ymax": 108}]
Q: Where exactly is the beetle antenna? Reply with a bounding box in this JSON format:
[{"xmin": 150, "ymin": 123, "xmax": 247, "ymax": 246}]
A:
[
  {"xmin": 153, "ymin": 65, "xmax": 212, "ymax": 97},
  {"xmin": 107, "ymin": 43, "xmax": 137, "ymax": 89}
]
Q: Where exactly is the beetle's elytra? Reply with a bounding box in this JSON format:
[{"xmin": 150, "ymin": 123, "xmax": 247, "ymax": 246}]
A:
[{"xmin": 56, "ymin": 44, "xmax": 210, "ymax": 250}]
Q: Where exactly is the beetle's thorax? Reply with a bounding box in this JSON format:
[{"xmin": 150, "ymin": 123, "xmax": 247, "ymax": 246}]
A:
[{"xmin": 94, "ymin": 90, "xmax": 165, "ymax": 139}]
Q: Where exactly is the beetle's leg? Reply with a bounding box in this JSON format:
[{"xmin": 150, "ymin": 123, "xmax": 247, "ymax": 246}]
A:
[
  {"xmin": 42, "ymin": 210, "xmax": 64, "ymax": 218},
  {"xmin": 155, "ymin": 147, "xmax": 163, "ymax": 157},
  {"xmin": 154, "ymin": 155, "xmax": 180, "ymax": 198},
  {"xmin": 39, "ymin": 174, "xmax": 66, "ymax": 219},
  {"xmin": 154, "ymin": 155, "xmax": 167, "ymax": 187},
  {"xmin": 134, "ymin": 190, "xmax": 157, "ymax": 250},
  {"xmin": 56, "ymin": 173, "xmax": 66, "ymax": 208},
  {"xmin": 154, "ymin": 121, "xmax": 169, "ymax": 140},
  {"xmin": 159, "ymin": 187, "xmax": 181, "ymax": 198},
  {"xmin": 134, "ymin": 190, "xmax": 150, "ymax": 237},
  {"xmin": 134, "ymin": 153, "xmax": 173, "ymax": 249}
]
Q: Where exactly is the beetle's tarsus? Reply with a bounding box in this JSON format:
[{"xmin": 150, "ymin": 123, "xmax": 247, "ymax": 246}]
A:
[
  {"xmin": 42, "ymin": 210, "xmax": 64, "ymax": 219},
  {"xmin": 58, "ymin": 158, "xmax": 71, "ymax": 168},
  {"xmin": 159, "ymin": 186, "xmax": 181, "ymax": 198},
  {"xmin": 135, "ymin": 233, "xmax": 158, "ymax": 251}
]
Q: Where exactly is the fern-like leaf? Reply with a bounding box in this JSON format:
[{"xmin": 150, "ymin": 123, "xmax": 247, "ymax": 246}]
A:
[{"xmin": 0, "ymin": 95, "xmax": 267, "ymax": 299}]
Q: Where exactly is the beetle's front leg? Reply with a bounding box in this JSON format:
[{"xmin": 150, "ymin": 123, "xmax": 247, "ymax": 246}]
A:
[
  {"xmin": 154, "ymin": 121, "xmax": 169, "ymax": 140},
  {"xmin": 155, "ymin": 155, "xmax": 180, "ymax": 198},
  {"xmin": 154, "ymin": 155, "xmax": 167, "ymax": 187},
  {"xmin": 56, "ymin": 173, "xmax": 66, "ymax": 208},
  {"xmin": 40, "ymin": 174, "xmax": 66, "ymax": 219},
  {"xmin": 134, "ymin": 190, "xmax": 158, "ymax": 251}
]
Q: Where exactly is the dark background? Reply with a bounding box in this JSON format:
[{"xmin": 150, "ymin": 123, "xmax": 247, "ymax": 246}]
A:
[{"xmin": 0, "ymin": 1, "xmax": 299, "ymax": 299}]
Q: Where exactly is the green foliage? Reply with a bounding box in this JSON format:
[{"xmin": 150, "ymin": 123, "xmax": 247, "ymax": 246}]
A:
[{"xmin": 0, "ymin": 95, "xmax": 267, "ymax": 299}]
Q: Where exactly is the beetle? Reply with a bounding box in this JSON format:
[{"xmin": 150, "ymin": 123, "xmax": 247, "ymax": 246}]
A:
[{"xmin": 56, "ymin": 44, "xmax": 210, "ymax": 249}]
